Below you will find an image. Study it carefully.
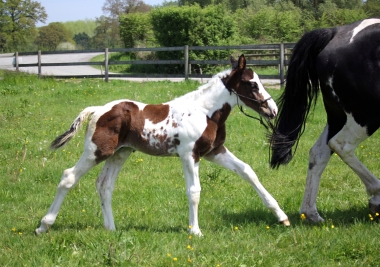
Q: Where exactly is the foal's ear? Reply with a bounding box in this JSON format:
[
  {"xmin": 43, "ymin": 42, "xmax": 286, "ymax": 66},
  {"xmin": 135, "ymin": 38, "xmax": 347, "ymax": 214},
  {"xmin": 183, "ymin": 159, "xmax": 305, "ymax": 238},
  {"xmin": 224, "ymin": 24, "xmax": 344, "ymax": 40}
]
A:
[
  {"xmin": 230, "ymin": 56, "xmax": 238, "ymax": 69},
  {"xmin": 238, "ymin": 54, "xmax": 246, "ymax": 70}
]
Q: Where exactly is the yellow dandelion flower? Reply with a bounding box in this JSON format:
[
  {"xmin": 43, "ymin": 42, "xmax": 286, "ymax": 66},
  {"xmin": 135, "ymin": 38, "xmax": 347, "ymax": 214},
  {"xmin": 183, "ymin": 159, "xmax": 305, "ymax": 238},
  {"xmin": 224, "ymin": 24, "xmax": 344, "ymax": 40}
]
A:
[
  {"xmin": 376, "ymin": 212, "xmax": 379, "ymax": 217},
  {"xmin": 173, "ymin": 257, "xmax": 178, "ymax": 261},
  {"xmin": 11, "ymin": 227, "xmax": 16, "ymax": 232},
  {"xmin": 18, "ymin": 232, "xmax": 22, "ymax": 235},
  {"xmin": 266, "ymin": 225, "xmax": 270, "ymax": 229},
  {"xmin": 370, "ymin": 217, "xmax": 374, "ymax": 221},
  {"xmin": 188, "ymin": 235, "xmax": 192, "ymax": 239},
  {"xmin": 300, "ymin": 213, "xmax": 306, "ymax": 220},
  {"xmin": 187, "ymin": 245, "xmax": 192, "ymax": 249},
  {"xmin": 167, "ymin": 253, "xmax": 171, "ymax": 257},
  {"xmin": 188, "ymin": 258, "xmax": 192, "ymax": 263},
  {"xmin": 369, "ymin": 214, "xmax": 373, "ymax": 218},
  {"xmin": 188, "ymin": 225, "xmax": 192, "ymax": 229},
  {"xmin": 331, "ymin": 225, "xmax": 335, "ymax": 229}
]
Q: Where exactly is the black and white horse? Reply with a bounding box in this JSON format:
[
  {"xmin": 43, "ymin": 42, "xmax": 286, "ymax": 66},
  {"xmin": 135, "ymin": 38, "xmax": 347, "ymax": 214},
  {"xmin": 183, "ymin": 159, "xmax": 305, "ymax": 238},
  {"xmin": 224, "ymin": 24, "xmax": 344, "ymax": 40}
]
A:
[
  {"xmin": 35, "ymin": 55, "xmax": 290, "ymax": 236},
  {"xmin": 269, "ymin": 18, "xmax": 380, "ymax": 223}
]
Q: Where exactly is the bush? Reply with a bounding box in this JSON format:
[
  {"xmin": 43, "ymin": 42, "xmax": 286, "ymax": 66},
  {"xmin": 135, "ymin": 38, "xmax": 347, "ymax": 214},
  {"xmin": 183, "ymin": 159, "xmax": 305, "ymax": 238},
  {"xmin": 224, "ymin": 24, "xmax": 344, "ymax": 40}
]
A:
[{"xmin": 150, "ymin": 4, "xmax": 236, "ymax": 73}]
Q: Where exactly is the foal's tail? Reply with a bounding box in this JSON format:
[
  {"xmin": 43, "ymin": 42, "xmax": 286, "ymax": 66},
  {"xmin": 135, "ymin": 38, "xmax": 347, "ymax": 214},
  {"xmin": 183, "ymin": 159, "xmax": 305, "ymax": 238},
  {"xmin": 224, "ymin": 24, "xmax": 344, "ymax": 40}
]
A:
[
  {"xmin": 269, "ymin": 28, "xmax": 336, "ymax": 169},
  {"xmin": 50, "ymin": 106, "xmax": 99, "ymax": 149}
]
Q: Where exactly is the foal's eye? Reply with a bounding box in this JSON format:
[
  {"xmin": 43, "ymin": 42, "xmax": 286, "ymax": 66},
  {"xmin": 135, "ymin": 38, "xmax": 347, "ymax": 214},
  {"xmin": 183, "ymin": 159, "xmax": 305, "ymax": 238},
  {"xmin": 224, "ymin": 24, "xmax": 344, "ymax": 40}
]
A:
[{"xmin": 250, "ymin": 82, "xmax": 259, "ymax": 91}]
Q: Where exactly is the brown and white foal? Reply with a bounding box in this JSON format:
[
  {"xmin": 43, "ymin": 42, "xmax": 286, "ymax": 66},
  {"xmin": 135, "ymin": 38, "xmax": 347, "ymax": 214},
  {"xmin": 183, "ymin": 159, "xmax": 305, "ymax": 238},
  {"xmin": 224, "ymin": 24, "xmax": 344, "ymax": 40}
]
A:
[{"xmin": 35, "ymin": 55, "xmax": 289, "ymax": 236}]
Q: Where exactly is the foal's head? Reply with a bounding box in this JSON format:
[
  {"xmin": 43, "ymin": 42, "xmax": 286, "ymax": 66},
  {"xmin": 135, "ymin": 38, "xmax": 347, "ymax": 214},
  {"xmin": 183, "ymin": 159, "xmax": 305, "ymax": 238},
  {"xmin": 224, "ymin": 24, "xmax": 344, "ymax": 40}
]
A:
[{"xmin": 222, "ymin": 55, "xmax": 277, "ymax": 119}]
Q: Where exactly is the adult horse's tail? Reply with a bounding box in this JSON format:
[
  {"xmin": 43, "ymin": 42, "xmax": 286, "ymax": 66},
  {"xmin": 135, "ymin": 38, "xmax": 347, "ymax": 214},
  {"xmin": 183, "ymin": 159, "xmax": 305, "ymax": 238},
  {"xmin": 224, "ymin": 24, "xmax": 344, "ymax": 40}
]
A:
[
  {"xmin": 50, "ymin": 106, "xmax": 99, "ymax": 149},
  {"xmin": 269, "ymin": 28, "xmax": 336, "ymax": 169}
]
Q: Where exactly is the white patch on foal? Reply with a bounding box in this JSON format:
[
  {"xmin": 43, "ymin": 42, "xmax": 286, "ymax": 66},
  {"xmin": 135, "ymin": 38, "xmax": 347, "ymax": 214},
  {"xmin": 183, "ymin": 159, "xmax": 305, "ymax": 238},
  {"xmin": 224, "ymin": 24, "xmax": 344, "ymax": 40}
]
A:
[{"xmin": 251, "ymin": 72, "xmax": 278, "ymax": 116}]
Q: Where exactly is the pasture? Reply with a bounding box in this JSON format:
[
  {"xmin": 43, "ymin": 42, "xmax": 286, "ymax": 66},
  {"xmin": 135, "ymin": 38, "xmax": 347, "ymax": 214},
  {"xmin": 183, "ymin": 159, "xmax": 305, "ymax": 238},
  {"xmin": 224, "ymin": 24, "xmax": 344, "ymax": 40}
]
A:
[{"xmin": 1, "ymin": 70, "xmax": 379, "ymax": 266}]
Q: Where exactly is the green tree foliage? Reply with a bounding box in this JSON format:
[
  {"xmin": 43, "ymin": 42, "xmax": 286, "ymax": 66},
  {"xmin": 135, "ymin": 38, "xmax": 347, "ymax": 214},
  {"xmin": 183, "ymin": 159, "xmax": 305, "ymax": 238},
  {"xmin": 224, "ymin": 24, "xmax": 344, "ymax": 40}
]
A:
[
  {"xmin": 73, "ymin": 32, "xmax": 91, "ymax": 49},
  {"xmin": 151, "ymin": 4, "xmax": 235, "ymax": 47},
  {"xmin": 62, "ymin": 19, "xmax": 97, "ymax": 38},
  {"xmin": 35, "ymin": 22, "xmax": 71, "ymax": 50},
  {"xmin": 151, "ymin": 4, "xmax": 236, "ymax": 72},
  {"xmin": 119, "ymin": 12, "xmax": 153, "ymax": 47},
  {"xmin": 364, "ymin": 0, "xmax": 380, "ymax": 17},
  {"xmin": 0, "ymin": 0, "xmax": 47, "ymax": 51},
  {"xmin": 91, "ymin": 16, "xmax": 121, "ymax": 48},
  {"xmin": 102, "ymin": 0, "xmax": 151, "ymax": 18}
]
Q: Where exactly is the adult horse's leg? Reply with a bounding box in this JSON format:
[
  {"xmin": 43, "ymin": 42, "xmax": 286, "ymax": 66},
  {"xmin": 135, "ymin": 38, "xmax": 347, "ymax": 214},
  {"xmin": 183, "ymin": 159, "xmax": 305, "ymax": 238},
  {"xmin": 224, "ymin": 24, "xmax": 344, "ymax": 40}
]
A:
[
  {"xmin": 96, "ymin": 148, "xmax": 133, "ymax": 230},
  {"xmin": 204, "ymin": 146, "xmax": 289, "ymax": 225},
  {"xmin": 328, "ymin": 114, "xmax": 380, "ymax": 213},
  {"xmin": 35, "ymin": 149, "xmax": 98, "ymax": 235},
  {"xmin": 300, "ymin": 126, "xmax": 332, "ymax": 223},
  {"xmin": 180, "ymin": 155, "xmax": 202, "ymax": 236}
]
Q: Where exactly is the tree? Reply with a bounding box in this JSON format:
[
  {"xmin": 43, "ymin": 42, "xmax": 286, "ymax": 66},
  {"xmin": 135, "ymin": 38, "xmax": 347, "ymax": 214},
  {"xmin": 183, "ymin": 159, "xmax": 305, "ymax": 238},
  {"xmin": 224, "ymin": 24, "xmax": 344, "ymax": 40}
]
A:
[
  {"xmin": 1, "ymin": 0, "xmax": 47, "ymax": 51},
  {"xmin": 91, "ymin": 16, "xmax": 121, "ymax": 48},
  {"xmin": 119, "ymin": 12, "xmax": 152, "ymax": 47},
  {"xmin": 73, "ymin": 32, "xmax": 91, "ymax": 49},
  {"xmin": 35, "ymin": 22, "xmax": 71, "ymax": 50},
  {"xmin": 364, "ymin": 0, "xmax": 380, "ymax": 17},
  {"xmin": 102, "ymin": 0, "xmax": 151, "ymax": 18}
]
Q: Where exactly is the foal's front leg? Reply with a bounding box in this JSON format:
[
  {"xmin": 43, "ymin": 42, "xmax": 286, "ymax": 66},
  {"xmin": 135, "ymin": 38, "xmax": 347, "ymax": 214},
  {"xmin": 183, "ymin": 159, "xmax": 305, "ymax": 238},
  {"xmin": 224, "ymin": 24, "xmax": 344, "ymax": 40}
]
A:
[
  {"xmin": 204, "ymin": 146, "xmax": 289, "ymax": 225},
  {"xmin": 180, "ymin": 155, "xmax": 203, "ymax": 236}
]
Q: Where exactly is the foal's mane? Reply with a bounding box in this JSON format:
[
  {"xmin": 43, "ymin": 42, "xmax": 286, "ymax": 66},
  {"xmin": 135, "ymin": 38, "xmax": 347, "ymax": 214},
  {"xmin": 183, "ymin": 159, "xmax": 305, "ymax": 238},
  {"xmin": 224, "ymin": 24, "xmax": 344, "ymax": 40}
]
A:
[{"xmin": 173, "ymin": 69, "xmax": 231, "ymax": 103}]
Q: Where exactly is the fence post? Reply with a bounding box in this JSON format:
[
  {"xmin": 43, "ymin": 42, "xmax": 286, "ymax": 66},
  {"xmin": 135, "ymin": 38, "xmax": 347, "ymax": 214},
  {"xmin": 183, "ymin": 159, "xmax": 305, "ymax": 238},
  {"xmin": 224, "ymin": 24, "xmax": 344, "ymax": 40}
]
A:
[
  {"xmin": 279, "ymin": 43, "xmax": 285, "ymax": 85},
  {"xmin": 105, "ymin": 48, "xmax": 109, "ymax": 82},
  {"xmin": 184, "ymin": 45, "xmax": 189, "ymax": 80},
  {"xmin": 38, "ymin": 50, "xmax": 41, "ymax": 77},
  {"xmin": 15, "ymin": 52, "xmax": 19, "ymax": 71}
]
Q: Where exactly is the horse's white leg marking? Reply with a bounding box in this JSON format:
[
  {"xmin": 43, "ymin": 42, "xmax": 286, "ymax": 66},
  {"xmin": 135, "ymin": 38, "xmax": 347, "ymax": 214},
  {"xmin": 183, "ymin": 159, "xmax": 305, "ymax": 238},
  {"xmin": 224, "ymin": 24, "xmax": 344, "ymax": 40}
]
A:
[
  {"xmin": 180, "ymin": 155, "xmax": 202, "ymax": 236},
  {"xmin": 204, "ymin": 147, "xmax": 289, "ymax": 224},
  {"xmin": 328, "ymin": 114, "xmax": 380, "ymax": 205},
  {"xmin": 350, "ymin": 18, "xmax": 380, "ymax": 43},
  {"xmin": 96, "ymin": 148, "xmax": 133, "ymax": 231},
  {"xmin": 35, "ymin": 150, "xmax": 97, "ymax": 234},
  {"xmin": 301, "ymin": 125, "xmax": 331, "ymax": 223}
]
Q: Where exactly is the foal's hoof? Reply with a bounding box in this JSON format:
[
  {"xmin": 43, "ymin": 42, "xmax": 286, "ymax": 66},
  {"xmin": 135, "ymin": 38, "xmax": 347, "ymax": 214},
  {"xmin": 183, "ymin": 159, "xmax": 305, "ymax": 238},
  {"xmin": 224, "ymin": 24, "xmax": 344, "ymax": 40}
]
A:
[
  {"xmin": 369, "ymin": 202, "xmax": 380, "ymax": 214},
  {"xmin": 280, "ymin": 219, "xmax": 291, "ymax": 226}
]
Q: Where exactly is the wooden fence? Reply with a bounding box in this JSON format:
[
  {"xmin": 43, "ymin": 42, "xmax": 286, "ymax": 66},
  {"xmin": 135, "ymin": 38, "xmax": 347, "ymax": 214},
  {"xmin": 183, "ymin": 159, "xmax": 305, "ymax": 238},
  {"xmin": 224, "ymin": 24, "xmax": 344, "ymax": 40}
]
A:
[{"xmin": 14, "ymin": 43, "xmax": 295, "ymax": 83}]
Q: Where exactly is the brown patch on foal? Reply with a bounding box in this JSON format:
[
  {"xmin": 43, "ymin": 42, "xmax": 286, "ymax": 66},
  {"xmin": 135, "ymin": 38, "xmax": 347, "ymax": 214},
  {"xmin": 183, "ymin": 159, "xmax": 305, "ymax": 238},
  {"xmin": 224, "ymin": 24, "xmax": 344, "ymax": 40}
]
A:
[
  {"xmin": 92, "ymin": 102, "xmax": 171, "ymax": 162},
  {"xmin": 143, "ymin": 104, "xmax": 169, "ymax": 124},
  {"xmin": 192, "ymin": 103, "xmax": 231, "ymax": 162}
]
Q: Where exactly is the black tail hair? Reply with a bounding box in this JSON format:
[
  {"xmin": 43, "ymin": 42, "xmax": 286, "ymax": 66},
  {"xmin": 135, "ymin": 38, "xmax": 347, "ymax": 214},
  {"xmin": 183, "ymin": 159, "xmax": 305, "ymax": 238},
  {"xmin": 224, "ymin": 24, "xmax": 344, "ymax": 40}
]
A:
[{"xmin": 269, "ymin": 28, "xmax": 336, "ymax": 168}]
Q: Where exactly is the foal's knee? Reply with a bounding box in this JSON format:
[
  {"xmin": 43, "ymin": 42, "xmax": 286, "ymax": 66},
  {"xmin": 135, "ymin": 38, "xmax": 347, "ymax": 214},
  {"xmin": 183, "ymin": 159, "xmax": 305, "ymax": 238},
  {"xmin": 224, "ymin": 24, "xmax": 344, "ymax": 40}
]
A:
[{"xmin": 58, "ymin": 168, "xmax": 77, "ymax": 190}]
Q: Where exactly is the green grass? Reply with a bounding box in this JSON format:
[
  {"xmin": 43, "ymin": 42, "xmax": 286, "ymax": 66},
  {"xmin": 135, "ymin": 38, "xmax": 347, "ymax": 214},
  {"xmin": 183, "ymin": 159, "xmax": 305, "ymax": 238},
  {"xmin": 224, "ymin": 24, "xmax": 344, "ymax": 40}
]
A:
[{"xmin": 1, "ymin": 70, "xmax": 380, "ymax": 266}]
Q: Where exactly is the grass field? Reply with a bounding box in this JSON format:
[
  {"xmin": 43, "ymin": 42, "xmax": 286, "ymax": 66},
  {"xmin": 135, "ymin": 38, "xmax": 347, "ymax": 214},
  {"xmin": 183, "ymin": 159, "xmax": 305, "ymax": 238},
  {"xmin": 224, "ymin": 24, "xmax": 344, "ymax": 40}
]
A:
[{"xmin": 1, "ymin": 70, "xmax": 380, "ymax": 266}]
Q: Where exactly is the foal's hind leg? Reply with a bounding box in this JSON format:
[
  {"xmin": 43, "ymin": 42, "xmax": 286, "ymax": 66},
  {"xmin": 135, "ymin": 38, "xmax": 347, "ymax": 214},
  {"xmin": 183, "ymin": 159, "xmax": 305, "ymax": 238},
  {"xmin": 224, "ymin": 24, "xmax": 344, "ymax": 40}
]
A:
[
  {"xmin": 35, "ymin": 150, "xmax": 97, "ymax": 234},
  {"xmin": 204, "ymin": 146, "xmax": 289, "ymax": 225},
  {"xmin": 328, "ymin": 114, "xmax": 380, "ymax": 213},
  {"xmin": 96, "ymin": 148, "xmax": 133, "ymax": 231},
  {"xmin": 300, "ymin": 125, "xmax": 332, "ymax": 223}
]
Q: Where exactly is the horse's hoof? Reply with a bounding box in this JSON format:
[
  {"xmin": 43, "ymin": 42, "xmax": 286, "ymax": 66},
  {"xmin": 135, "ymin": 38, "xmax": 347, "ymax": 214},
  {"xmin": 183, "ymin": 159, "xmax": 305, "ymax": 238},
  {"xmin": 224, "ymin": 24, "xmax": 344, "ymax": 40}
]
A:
[
  {"xmin": 301, "ymin": 212, "xmax": 325, "ymax": 224},
  {"xmin": 281, "ymin": 219, "xmax": 291, "ymax": 226},
  {"xmin": 369, "ymin": 202, "xmax": 380, "ymax": 214}
]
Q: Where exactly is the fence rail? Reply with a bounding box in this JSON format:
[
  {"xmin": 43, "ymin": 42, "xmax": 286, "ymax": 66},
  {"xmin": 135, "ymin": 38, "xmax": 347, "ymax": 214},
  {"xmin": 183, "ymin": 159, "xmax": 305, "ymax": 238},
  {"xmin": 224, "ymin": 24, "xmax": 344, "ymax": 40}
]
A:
[{"xmin": 12, "ymin": 43, "xmax": 295, "ymax": 83}]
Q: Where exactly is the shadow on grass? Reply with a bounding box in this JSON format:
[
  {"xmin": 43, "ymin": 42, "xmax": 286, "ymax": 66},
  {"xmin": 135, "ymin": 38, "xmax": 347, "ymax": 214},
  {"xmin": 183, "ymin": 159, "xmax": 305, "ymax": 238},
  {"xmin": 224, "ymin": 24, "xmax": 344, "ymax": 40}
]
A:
[
  {"xmin": 52, "ymin": 221, "xmax": 185, "ymax": 234},
  {"xmin": 220, "ymin": 205, "xmax": 378, "ymax": 227},
  {"xmin": 47, "ymin": 205, "xmax": 378, "ymax": 234}
]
